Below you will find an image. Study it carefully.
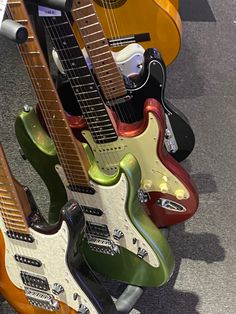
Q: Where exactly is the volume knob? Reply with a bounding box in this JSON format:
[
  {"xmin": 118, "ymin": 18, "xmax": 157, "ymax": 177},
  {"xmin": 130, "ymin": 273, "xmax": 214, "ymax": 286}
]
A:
[
  {"xmin": 137, "ymin": 248, "xmax": 148, "ymax": 259},
  {"xmin": 52, "ymin": 283, "xmax": 64, "ymax": 295},
  {"xmin": 113, "ymin": 229, "xmax": 124, "ymax": 241},
  {"xmin": 78, "ymin": 304, "xmax": 89, "ymax": 314}
]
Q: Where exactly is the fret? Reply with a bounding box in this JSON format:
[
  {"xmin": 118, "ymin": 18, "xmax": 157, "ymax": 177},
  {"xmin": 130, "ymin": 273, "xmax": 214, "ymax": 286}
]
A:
[
  {"xmin": 83, "ymin": 30, "xmax": 103, "ymax": 38},
  {"xmin": 73, "ymin": 4, "xmax": 93, "ymax": 11},
  {"xmin": 57, "ymin": 46, "xmax": 79, "ymax": 52},
  {"xmin": 21, "ymin": 51, "xmax": 40, "ymax": 55},
  {"xmin": 60, "ymin": 56, "xmax": 84, "ymax": 63},
  {"xmin": 91, "ymin": 51, "xmax": 111, "ymax": 58},
  {"xmin": 5, "ymin": 225, "xmax": 28, "ymax": 232},
  {"xmin": 77, "ymin": 21, "xmax": 100, "ymax": 30},
  {"xmin": 87, "ymin": 44, "xmax": 107, "ymax": 52},
  {"xmin": 47, "ymin": 21, "xmax": 68, "ymax": 28},
  {"xmin": 78, "ymin": 13, "xmax": 96, "ymax": 20},
  {"xmin": 91, "ymin": 56, "xmax": 113, "ymax": 65},
  {"xmin": 25, "ymin": 65, "xmax": 45, "ymax": 68},
  {"xmin": 2, "ymin": 212, "xmax": 22, "ymax": 218}
]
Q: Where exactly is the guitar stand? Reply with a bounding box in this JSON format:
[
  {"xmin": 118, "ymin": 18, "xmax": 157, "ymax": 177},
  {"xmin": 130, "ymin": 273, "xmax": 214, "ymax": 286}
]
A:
[{"xmin": 0, "ymin": 12, "xmax": 171, "ymax": 314}]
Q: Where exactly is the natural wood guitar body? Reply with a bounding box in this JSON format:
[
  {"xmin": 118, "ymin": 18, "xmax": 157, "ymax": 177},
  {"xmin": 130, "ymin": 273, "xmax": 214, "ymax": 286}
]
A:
[{"xmin": 73, "ymin": 0, "xmax": 182, "ymax": 65}]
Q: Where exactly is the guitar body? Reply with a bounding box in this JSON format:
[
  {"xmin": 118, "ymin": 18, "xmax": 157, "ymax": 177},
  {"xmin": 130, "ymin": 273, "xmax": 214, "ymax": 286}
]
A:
[
  {"xmin": 73, "ymin": 0, "xmax": 182, "ymax": 65},
  {"xmin": 0, "ymin": 199, "xmax": 117, "ymax": 313},
  {"xmin": 81, "ymin": 99, "xmax": 198, "ymax": 227},
  {"xmin": 15, "ymin": 107, "xmax": 175, "ymax": 287}
]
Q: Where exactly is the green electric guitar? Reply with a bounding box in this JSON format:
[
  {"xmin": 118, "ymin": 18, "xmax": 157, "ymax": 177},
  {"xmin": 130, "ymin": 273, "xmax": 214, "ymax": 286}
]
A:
[{"xmin": 11, "ymin": 0, "xmax": 175, "ymax": 286}]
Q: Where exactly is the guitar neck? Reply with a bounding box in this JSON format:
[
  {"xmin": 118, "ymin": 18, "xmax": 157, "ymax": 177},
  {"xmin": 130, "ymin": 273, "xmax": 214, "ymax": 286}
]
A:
[
  {"xmin": 71, "ymin": 0, "xmax": 127, "ymax": 100},
  {"xmin": 0, "ymin": 144, "xmax": 29, "ymax": 234},
  {"xmin": 42, "ymin": 12, "xmax": 118, "ymax": 144},
  {"xmin": 7, "ymin": 0, "xmax": 90, "ymax": 186}
]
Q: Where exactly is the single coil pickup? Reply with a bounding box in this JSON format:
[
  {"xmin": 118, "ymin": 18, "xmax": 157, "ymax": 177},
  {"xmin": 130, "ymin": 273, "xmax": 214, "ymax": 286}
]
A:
[
  {"xmin": 7, "ymin": 231, "xmax": 34, "ymax": 243},
  {"xmin": 86, "ymin": 222, "xmax": 110, "ymax": 238},
  {"xmin": 87, "ymin": 238, "xmax": 119, "ymax": 256},
  {"xmin": 82, "ymin": 206, "xmax": 103, "ymax": 216},
  {"xmin": 15, "ymin": 255, "xmax": 42, "ymax": 267},
  {"xmin": 21, "ymin": 271, "xmax": 49, "ymax": 291},
  {"xmin": 67, "ymin": 184, "xmax": 95, "ymax": 195},
  {"xmin": 25, "ymin": 288, "xmax": 59, "ymax": 311}
]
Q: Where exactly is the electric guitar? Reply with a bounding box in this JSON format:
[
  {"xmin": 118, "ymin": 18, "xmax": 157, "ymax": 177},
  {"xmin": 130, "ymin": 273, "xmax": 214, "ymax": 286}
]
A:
[
  {"xmin": 12, "ymin": 0, "xmax": 175, "ymax": 286},
  {"xmin": 0, "ymin": 144, "xmax": 118, "ymax": 313},
  {"xmin": 41, "ymin": 7, "xmax": 198, "ymax": 227},
  {"xmin": 71, "ymin": 0, "xmax": 194, "ymax": 162},
  {"xmin": 72, "ymin": 0, "xmax": 182, "ymax": 65}
]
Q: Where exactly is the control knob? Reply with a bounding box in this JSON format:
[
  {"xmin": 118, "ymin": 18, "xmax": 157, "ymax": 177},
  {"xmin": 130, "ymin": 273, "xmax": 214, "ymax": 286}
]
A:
[
  {"xmin": 113, "ymin": 229, "xmax": 124, "ymax": 241},
  {"xmin": 78, "ymin": 304, "xmax": 89, "ymax": 314},
  {"xmin": 52, "ymin": 283, "xmax": 64, "ymax": 295},
  {"xmin": 137, "ymin": 248, "xmax": 148, "ymax": 259}
]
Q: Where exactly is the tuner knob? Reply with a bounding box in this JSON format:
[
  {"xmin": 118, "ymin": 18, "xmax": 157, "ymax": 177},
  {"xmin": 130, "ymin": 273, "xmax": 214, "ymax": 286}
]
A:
[
  {"xmin": 52, "ymin": 283, "xmax": 64, "ymax": 295},
  {"xmin": 78, "ymin": 304, "xmax": 89, "ymax": 314},
  {"xmin": 113, "ymin": 229, "xmax": 124, "ymax": 241},
  {"xmin": 137, "ymin": 248, "xmax": 148, "ymax": 259}
]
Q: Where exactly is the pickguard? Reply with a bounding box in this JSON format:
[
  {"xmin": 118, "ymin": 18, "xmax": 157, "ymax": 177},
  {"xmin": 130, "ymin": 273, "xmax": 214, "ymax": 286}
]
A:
[
  {"xmin": 1, "ymin": 219, "xmax": 96, "ymax": 312},
  {"xmin": 82, "ymin": 112, "xmax": 190, "ymax": 200},
  {"xmin": 55, "ymin": 165, "xmax": 160, "ymax": 268}
]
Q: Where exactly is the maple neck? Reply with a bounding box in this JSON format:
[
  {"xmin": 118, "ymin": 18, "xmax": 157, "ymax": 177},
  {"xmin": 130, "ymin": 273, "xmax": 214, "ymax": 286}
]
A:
[
  {"xmin": 7, "ymin": 0, "xmax": 90, "ymax": 187},
  {"xmin": 0, "ymin": 144, "xmax": 29, "ymax": 234},
  {"xmin": 42, "ymin": 12, "xmax": 118, "ymax": 144},
  {"xmin": 71, "ymin": 0, "xmax": 127, "ymax": 100}
]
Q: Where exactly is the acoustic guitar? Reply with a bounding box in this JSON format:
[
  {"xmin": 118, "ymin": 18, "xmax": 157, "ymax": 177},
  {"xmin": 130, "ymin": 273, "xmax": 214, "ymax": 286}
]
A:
[{"xmin": 72, "ymin": 0, "xmax": 182, "ymax": 65}]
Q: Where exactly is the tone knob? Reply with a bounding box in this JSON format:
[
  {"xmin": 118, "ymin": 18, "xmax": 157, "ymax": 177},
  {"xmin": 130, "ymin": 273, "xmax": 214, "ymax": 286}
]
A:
[
  {"xmin": 113, "ymin": 229, "xmax": 124, "ymax": 241},
  {"xmin": 137, "ymin": 248, "xmax": 148, "ymax": 259},
  {"xmin": 142, "ymin": 179, "xmax": 152, "ymax": 190},
  {"xmin": 175, "ymin": 190, "xmax": 185, "ymax": 200},
  {"xmin": 78, "ymin": 304, "xmax": 89, "ymax": 314},
  {"xmin": 52, "ymin": 283, "xmax": 64, "ymax": 295},
  {"xmin": 160, "ymin": 183, "xmax": 168, "ymax": 193}
]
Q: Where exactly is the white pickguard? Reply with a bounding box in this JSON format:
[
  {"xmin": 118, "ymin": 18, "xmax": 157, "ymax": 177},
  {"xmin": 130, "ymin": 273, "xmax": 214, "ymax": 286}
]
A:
[
  {"xmin": 82, "ymin": 112, "xmax": 190, "ymax": 200},
  {"xmin": 55, "ymin": 165, "xmax": 160, "ymax": 269},
  {"xmin": 52, "ymin": 43, "xmax": 145, "ymax": 77},
  {"xmin": 0, "ymin": 218, "xmax": 97, "ymax": 313}
]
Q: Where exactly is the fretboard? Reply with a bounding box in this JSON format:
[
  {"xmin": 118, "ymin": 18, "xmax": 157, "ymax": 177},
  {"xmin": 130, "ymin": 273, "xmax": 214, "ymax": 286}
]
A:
[
  {"xmin": 42, "ymin": 12, "xmax": 118, "ymax": 144},
  {"xmin": 71, "ymin": 0, "xmax": 127, "ymax": 101},
  {"xmin": 7, "ymin": 0, "xmax": 90, "ymax": 187},
  {"xmin": 0, "ymin": 144, "xmax": 28, "ymax": 233}
]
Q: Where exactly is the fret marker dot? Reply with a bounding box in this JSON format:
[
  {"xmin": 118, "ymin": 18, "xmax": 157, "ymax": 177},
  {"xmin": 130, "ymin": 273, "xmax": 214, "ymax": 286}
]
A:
[{"xmin": 63, "ymin": 41, "xmax": 67, "ymax": 46}]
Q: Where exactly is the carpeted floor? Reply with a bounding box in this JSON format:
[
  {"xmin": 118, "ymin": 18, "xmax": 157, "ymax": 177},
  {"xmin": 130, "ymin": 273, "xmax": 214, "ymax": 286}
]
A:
[{"xmin": 1, "ymin": 0, "xmax": 236, "ymax": 313}]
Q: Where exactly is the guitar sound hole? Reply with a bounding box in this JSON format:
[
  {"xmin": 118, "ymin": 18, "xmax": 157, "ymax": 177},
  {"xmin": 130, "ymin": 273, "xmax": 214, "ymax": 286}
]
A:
[{"xmin": 93, "ymin": 0, "xmax": 127, "ymax": 9}]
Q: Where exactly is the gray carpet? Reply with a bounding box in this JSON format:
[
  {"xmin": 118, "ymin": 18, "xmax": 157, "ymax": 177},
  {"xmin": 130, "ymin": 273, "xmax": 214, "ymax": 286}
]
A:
[
  {"xmin": 180, "ymin": 0, "xmax": 216, "ymax": 21},
  {"xmin": 1, "ymin": 0, "xmax": 236, "ymax": 313}
]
